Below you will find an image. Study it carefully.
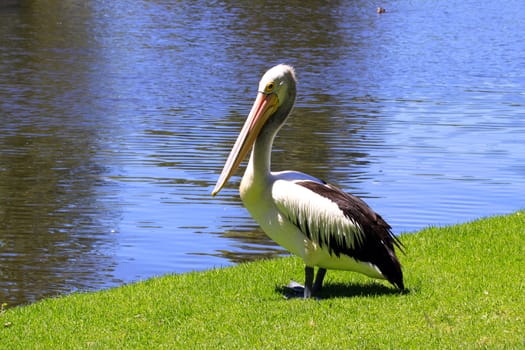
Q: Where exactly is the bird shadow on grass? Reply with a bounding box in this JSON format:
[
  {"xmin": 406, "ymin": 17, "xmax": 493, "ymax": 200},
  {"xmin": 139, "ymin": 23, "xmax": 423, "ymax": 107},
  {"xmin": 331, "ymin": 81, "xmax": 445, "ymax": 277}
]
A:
[{"xmin": 276, "ymin": 281, "xmax": 409, "ymax": 300}]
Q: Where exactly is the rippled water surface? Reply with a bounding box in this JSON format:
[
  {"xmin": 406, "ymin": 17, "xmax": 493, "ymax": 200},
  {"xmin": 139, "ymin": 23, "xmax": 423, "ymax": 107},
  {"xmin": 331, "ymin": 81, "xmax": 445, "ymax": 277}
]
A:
[{"xmin": 1, "ymin": 0, "xmax": 524, "ymax": 305}]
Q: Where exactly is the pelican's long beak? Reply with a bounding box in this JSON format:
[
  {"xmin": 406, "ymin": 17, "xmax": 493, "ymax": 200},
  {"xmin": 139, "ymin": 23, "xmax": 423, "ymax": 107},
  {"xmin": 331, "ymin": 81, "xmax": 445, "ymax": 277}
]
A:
[{"xmin": 212, "ymin": 92, "xmax": 279, "ymax": 196}]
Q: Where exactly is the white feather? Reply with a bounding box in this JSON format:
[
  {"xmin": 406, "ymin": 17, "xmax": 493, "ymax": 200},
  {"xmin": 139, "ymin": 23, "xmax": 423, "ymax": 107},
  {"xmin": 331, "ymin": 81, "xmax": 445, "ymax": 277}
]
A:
[{"xmin": 271, "ymin": 177, "xmax": 365, "ymax": 251}]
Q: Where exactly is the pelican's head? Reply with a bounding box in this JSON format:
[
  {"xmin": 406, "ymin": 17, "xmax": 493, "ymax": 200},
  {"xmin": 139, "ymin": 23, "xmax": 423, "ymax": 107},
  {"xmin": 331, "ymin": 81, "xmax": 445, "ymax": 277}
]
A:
[
  {"xmin": 257, "ymin": 64, "xmax": 296, "ymax": 108},
  {"xmin": 212, "ymin": 64, "xmax": 297, "ymax": 196}
]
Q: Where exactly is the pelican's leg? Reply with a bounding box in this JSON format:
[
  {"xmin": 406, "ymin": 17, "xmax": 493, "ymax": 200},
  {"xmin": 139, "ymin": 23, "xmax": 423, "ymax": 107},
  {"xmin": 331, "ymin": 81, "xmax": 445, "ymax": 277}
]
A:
[
  {"xmin": 304, "ymin": 266, "xmax": 314, "ymax": 298},
  {"xmin": 313, "ymin": 268, "xmax": 327, "ymax": 295}
]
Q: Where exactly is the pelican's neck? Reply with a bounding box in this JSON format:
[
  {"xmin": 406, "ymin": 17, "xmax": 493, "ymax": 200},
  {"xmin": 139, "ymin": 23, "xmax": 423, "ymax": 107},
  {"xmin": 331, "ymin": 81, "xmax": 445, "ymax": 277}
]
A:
[
  {"xmin": 241, "ymin": 111, "xmax": 284, "ymax": 195},
  {"xmin": 246, "ymin": 128, "xmax": 274, "ymax": 179}
]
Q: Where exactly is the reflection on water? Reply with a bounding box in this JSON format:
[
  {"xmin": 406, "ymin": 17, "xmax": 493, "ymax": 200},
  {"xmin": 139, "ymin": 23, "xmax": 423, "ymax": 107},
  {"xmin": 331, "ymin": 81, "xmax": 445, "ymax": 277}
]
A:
[{"xmin": 0, "ymin": 0, "xmax": 524, "ymax": 305}]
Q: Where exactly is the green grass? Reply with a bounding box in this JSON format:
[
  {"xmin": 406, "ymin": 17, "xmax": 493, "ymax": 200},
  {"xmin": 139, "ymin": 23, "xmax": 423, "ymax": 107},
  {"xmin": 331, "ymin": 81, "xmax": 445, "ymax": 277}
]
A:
[{"xmin": 1, "ymin": 211, "xmax": 524, "ymax": 349}]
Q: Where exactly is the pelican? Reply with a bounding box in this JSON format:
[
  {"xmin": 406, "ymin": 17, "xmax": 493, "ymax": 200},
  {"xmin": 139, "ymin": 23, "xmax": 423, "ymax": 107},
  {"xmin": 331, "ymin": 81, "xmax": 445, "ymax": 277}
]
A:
[{"xmin": 212, "ymin": 64, "xmax": 404, "ymax": 298}]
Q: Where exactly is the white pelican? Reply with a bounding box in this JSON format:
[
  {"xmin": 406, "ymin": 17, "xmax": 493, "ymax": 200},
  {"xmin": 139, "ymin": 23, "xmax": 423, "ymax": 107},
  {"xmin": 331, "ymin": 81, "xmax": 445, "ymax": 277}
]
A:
[{"xmin": 212, "ymin": 64, "xmax": 404, "ymax": 298}]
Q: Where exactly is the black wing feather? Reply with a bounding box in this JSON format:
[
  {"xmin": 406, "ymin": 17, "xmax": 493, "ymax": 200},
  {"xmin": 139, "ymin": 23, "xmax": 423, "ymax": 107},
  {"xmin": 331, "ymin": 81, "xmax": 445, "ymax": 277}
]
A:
[{"xmin": 296, "ymin": 180, "xmax": 405, "ymax": 289}]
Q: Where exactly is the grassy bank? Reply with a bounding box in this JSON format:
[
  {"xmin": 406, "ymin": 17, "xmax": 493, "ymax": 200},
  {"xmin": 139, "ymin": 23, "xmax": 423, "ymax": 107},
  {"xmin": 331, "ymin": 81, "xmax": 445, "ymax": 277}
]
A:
[{"xmin": 2, "ymin": 211, "xmax": 524, "ymax": 349}]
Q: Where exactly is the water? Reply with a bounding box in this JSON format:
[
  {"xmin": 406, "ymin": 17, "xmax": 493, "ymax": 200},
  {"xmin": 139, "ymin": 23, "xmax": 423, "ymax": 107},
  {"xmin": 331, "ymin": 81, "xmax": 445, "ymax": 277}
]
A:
[{"xmin": 0, "ymin": 0, "xmax": 523, "ymax": 306}]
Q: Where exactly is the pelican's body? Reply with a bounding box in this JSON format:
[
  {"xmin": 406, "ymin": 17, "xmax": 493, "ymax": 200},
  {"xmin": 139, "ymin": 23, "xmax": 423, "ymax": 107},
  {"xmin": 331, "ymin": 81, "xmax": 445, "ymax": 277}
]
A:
[
  {"xmin": 242, "ymin": 171, "xmax": 386, "ymax": 279},
  {"xmin": 213, "ymin": 65, "xmax": 404, "ymax": 298}
]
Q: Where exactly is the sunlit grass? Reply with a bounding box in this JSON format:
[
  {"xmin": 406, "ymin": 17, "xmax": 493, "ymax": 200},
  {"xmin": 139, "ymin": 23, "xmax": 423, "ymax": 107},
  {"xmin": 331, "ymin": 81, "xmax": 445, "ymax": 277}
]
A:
[{"xmin": 1, "ymin": 211, "xmax": 524, "ymax": 348}]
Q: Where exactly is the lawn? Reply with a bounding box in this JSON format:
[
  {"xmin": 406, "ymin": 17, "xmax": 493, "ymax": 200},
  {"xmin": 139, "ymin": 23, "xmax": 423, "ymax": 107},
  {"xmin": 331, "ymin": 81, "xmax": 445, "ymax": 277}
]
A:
[{"xmin": 1, "ymin": 211, "xmax": 524, "ymax": 349}]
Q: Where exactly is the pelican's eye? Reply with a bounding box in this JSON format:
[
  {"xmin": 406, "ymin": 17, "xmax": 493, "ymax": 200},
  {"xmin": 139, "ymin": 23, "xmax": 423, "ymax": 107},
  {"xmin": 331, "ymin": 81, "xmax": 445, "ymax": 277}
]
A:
[{"xmin": 264, "ymin": 82, "xmax": 275, "ymax": 93}]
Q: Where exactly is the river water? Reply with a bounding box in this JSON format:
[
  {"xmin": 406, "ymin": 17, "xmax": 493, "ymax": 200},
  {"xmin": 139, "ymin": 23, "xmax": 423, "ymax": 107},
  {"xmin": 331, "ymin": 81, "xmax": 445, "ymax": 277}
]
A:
[{"xmin": 1, "ymin": 0, "xmax": 523, "ymax": 306}]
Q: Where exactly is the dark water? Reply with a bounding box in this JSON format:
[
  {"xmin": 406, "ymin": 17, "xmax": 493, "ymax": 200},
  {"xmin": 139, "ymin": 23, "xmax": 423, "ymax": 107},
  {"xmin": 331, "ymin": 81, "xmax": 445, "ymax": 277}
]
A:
[{"xmin": 0, "ymin": 0, "xmax": 523, "ymax": 306}]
